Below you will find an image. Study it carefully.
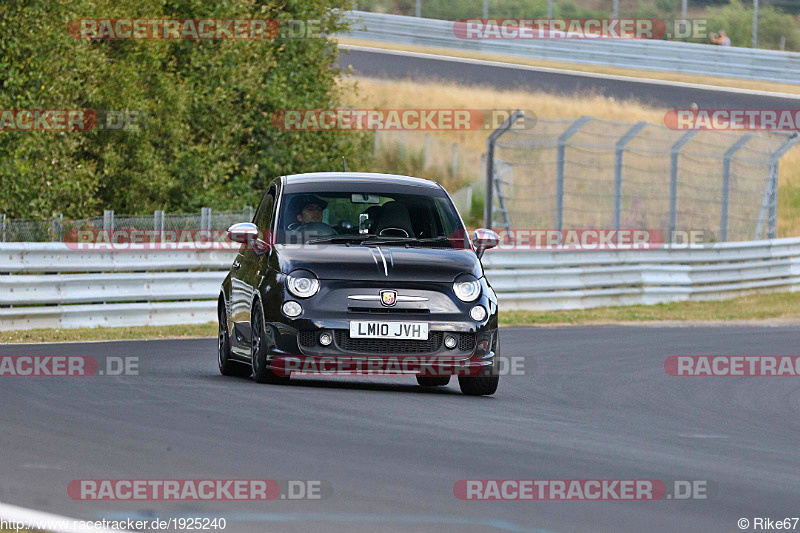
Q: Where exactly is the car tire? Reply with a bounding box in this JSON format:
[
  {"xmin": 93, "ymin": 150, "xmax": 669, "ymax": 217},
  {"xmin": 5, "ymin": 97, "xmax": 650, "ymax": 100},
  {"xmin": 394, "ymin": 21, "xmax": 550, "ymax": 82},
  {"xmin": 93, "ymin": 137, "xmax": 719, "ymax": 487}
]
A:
[
  {"xmin": 218, "ymin": 303, "xmax": 247, "ymax": 377},
  {"xmin": 416, "ymin": 375, "xmax": 450, "ymax": 387},
  {"xmin": 251, "ymin": 304, "xmax": 290, "ymax": 385},
  {"xmin": 458, "ymin": 373, "xmax": 499, "ymax": 396}
]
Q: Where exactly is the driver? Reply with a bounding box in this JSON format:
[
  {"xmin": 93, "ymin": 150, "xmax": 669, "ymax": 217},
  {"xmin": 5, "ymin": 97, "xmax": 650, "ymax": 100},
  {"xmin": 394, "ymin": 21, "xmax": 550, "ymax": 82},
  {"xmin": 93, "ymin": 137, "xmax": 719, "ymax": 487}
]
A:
[{"xmin": 295, "ymin": 194, "xmax": 328, "ymax": 225}]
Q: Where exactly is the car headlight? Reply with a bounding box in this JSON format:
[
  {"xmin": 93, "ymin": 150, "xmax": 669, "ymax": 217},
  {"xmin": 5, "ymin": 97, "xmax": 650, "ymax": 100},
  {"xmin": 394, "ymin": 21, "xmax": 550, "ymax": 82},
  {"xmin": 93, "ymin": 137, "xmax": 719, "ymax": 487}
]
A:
[
  {"xmin": 287, "ymin": 271, "xmax": 319, "ymax": 298},
  {"xmin": 453, "ymin": 276, "xmax": 481, "ymax": 302}
]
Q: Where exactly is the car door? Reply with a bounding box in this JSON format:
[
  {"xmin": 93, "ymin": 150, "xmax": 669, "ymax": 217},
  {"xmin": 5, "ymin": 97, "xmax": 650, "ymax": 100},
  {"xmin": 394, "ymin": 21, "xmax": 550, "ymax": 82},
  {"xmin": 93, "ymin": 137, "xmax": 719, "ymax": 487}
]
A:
[{"xmin": 229, "ymin": 187, "xmax": 275, "ymax": 352}]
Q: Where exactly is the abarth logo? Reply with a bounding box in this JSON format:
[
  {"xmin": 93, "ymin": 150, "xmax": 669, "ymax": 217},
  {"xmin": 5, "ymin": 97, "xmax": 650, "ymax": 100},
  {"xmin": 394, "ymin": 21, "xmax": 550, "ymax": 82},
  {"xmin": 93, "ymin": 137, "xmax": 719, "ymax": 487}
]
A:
[{"xmin": 380, "ymin": 290, "xmax": 397, "ymax": 307}]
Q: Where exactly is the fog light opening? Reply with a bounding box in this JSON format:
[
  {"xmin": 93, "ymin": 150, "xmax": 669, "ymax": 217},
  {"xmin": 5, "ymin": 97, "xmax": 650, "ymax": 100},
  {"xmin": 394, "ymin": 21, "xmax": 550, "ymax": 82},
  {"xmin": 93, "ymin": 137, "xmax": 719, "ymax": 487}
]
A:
[
  {"xmin": 282, "ymin": 301, "xmax": 302, "ymax": 317},
  {"xmin": 444, "ymin": 335, "xmax": 457, "ymax": 349},
  {"xmin": 470, "ymin": 305, "xmax": 487, "ymax": 322},
  {"xmin": 319, "ymin": 331, "xmax": 333, "ymax": 346}
]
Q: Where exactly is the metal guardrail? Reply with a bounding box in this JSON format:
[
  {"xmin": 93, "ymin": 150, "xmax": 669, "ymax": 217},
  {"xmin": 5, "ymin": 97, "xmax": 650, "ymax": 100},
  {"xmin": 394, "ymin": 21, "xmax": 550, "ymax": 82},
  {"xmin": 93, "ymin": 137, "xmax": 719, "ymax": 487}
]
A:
[
  {"xmin": 2, "ymin": 239, "xmax": 800, "ymax": 329},
  {"xmin": 340, "ymin": 11, "xmax": 800, "ymax": 84}
]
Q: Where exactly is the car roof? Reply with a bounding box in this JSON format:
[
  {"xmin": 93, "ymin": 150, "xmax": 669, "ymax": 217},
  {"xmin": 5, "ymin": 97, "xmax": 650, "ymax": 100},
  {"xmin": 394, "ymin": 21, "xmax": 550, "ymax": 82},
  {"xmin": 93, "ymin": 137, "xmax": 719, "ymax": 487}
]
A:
[{"xmin": 282, "ymin": 172, "xmax": 443, "ymax": 193}]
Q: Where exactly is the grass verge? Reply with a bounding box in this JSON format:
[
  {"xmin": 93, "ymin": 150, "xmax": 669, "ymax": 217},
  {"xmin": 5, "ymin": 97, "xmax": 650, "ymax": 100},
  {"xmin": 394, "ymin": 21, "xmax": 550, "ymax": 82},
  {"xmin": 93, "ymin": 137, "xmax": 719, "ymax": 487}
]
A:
[
  {"xmin": 2, "ymin": 292, "xmax": 800, "ymax": 343},
  {"xmin": 0, "ymin": 323, "xmax": 217, "ymax": 344},
  {"xmin": 501, "ymin": 291, "xmax": 800, "ymax": 326}
]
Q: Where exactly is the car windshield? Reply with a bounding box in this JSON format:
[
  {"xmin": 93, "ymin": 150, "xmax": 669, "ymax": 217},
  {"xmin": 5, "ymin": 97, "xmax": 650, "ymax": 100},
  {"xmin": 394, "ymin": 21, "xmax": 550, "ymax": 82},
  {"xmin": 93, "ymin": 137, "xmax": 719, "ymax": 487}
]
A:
[{"xmin": 276, "ymin": 190, "xmax": 470, "ymax": 248}]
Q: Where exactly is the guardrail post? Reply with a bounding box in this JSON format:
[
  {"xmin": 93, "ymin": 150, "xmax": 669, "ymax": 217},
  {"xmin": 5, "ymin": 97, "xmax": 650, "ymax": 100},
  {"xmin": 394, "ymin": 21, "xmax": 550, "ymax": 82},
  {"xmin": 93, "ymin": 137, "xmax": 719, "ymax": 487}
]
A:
[
  {"xmin": 244, "ymin": 205, "xmax": 254, "ymax": 222},
  {"xmin": 103, "ymin": 209, "xmax": 114, "ymax": 233},
  {"xmin": 484, "ymin": 109, "xmax": 525, "ymax": 229},
  {"xmin": 720, "ymin": 134, "xmax": 754, "ymax": 241},
  {"xmin": 374, "ymin": 130, "xmax": 380, "ymax": 154},
  {"xmin": 555, "ymin": 116, "xmax": 591, "ymax": 232},
  {"xmin": 756, "ymin": 133, "xmax": 800, "ymax": 239},
  {"xmin": 669, "ymin": 130, "xmax": 698, "ymax": 240},
  {"xmin": 1, "ymin": 214, "xmax": 5, "ymax": 243},
  {"xmin": 424, "ymin": 134, "xmax": 431, "ymax": 168},
  {"xmin": 614, "ymin": 121, "xmax": 648, "ymax": 234},
  {"xmin": 451, "ymin": 143, "xmax": 458, "ymax": 176}
]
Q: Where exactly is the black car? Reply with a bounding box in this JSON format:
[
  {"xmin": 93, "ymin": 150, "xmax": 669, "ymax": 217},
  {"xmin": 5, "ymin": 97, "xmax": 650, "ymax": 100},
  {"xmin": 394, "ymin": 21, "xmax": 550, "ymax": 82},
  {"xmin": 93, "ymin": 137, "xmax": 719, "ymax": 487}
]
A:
[{"xmin": 217, "ymin": 172, "xmax": 501, "ymax": 395}]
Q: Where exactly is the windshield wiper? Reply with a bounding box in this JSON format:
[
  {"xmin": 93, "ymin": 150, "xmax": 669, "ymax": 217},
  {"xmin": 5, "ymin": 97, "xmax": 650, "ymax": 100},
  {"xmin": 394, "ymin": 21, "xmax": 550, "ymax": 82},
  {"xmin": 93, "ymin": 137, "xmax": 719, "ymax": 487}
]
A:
[
  {"xmin": 360, "ymin": 236, "xmax": 464, "ymax": 247},
  {"xmin": 306, "ymin": 235, "xmax": 371, "ymax": 244}
]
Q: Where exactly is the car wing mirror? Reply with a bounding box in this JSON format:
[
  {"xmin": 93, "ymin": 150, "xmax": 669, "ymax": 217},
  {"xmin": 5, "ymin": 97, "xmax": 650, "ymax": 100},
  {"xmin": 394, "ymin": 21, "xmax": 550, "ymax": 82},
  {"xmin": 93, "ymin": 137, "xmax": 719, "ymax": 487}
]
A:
[
  {"xmin": 473, "ymin": 228, "xmax": 500, "ymax": 259},
  {"xmin": 227, "ymin": 222, "xmax": 271, "ymax": 255}
]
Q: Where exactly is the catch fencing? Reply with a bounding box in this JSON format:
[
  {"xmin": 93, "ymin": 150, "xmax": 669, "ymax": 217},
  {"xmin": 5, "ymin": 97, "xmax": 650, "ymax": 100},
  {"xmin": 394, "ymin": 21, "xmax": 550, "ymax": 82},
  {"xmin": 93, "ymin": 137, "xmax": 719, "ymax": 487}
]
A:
[
  {"xmin": 2, "ymin": 238, "xmax": 800, "ymax": 329},
  {"xmin": 485, "ymin": 112, "xmax": 799, "ymax": 242},
  {"xmin": 340, "ymin": 11, "xmax": 800, "ymax": 84},
  {"xmin": 0, "ymin": 207, "xmax": 254, "ymax": 243}
]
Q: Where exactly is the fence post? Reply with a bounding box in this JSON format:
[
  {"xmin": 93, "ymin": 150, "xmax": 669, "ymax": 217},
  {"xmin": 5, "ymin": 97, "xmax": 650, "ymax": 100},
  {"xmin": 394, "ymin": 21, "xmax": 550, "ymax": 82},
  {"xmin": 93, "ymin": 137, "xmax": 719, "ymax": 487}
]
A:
[
  {"xmin": 51, "ymin": 212, "xmax": 63, "ymax": 242},
  {"xmin": 555, "ymin": 116, "xmax": 592, "ymax": 232},
  {"xmin": 614, "ymin": 122, "xmax": 647, "ymax": 234},
  {"xmin": 244, "ymin": 205, "xmax": 254, "ymax": 222},
  {"xmin": 756, "ymin": 133, "xmax": 800, "ymax": 239},
  {"xmin": 451, "ymin": 143, "xmax": 458, "ymax": 176},
  {"xmin": 1, "ymin": 213, "xmax": 5, "ymax": 243},
  {"xmin": 201, "ymin": 207, "xmax": 212, "ymax": 231},
  {"xmin": 669, "ymin": 130, "xmax": 698, "ymax": 240},
  {"xmin": 154, "ymin": 210, "xmax": 165, "ymax": 236},
  {"xmin": 374, "ymin": 131, "xmax": 380, "ymax": 154},
  {"xmin": 103, "ymin": 209, "xmax": 114, "ymax": 233},
  {"xmin": 720, "ymin": 134, "xmax": 754, "ymax": 241},
  {"xmin": 484, "ymin": 110, "xmax": 525, "ymax": 229}
]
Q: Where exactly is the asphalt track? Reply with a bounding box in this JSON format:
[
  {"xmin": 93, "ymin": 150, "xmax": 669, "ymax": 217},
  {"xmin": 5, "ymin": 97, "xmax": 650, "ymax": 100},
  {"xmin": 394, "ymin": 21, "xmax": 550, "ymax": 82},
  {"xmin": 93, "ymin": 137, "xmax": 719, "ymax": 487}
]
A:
[
  {"xmin": 337, "ymin": 46, "xmax": 800, "ymax": 110},
  {"xmin": 2, "ymin": 326, "xmax": 800, "ymax": 532}
]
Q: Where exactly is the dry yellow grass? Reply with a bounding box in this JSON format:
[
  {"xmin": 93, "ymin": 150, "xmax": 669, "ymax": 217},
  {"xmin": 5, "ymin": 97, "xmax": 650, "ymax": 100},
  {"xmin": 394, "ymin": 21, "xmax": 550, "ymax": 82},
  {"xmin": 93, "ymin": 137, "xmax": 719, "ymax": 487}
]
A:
[
  {"xmin": 337, "ymin": 37, "xmax": 800, "ymax": 96},
  {"xmin": 341, "ymin": 76, "xmax": 800, "ymax": 237}
]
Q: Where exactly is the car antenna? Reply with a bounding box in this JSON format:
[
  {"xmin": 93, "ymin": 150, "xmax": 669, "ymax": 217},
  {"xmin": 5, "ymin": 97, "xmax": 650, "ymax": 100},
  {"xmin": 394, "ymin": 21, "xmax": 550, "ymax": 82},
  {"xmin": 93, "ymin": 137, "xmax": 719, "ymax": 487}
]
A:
[{"xmin": 342, "ymin": 156, "xmax": 346, "ymax": 172}]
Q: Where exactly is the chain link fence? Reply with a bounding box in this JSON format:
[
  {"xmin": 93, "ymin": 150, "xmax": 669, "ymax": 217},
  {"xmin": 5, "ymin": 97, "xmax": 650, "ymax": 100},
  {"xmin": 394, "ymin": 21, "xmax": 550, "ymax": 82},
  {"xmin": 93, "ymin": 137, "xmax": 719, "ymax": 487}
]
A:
[
  {"xmin": 0, "ymin": 207, "xmax": 254, "ymax": 243},
  {"xmin": 485, "ymin": 113, "xmax": 800, "ymax": 241}
]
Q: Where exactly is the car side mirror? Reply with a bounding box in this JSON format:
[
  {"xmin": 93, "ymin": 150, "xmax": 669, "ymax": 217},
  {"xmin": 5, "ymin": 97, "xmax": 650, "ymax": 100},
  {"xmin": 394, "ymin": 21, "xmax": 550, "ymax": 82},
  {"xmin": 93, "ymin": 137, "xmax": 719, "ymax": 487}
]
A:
[
  {"xmin": 227, "ymin": 222, "xmax": 271, "ymax": 255},
  {"xmin": 473, "ymin": 228, "xmax": 500, "ymax": 259}
]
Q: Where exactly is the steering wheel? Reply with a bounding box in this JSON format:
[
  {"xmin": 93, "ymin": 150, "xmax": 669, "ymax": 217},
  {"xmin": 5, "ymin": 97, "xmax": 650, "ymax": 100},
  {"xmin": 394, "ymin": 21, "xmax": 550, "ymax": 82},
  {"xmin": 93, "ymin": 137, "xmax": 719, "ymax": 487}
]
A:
[
  {"xmin": 378, "ymin": 227, "xmax": 410, "ymax": 237},
  {"xmin": 296, "ymin": 221, "xmax": 338, "ymax": 237}
]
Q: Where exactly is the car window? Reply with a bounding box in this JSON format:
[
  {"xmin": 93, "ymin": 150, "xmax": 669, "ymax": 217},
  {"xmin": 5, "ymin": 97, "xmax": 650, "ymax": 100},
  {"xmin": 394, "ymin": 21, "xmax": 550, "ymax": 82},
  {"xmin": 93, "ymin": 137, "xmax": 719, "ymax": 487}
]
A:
[
  {"xmin": 253, "ymin": 189, "xmax": 275, "ymax": 230},
  {"xmin": 276, "ymin": 191, "xmax": 466, "ymax": 247}
]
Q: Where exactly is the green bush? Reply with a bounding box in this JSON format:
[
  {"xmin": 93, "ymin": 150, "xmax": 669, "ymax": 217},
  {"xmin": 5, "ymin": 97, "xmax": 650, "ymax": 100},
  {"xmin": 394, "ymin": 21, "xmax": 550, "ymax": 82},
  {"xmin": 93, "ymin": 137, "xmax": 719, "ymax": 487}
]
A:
[{"xmin": 0, "ymin": 0, "xmax": 371, "ymax": 218}]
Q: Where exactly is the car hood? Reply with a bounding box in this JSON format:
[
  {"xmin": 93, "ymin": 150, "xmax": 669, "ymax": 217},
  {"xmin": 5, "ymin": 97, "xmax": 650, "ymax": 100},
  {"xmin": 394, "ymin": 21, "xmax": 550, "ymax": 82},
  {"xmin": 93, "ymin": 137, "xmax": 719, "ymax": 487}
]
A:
[{"xmin": 273, "ymin": 244, "xmax": 482, "ymax": 282}]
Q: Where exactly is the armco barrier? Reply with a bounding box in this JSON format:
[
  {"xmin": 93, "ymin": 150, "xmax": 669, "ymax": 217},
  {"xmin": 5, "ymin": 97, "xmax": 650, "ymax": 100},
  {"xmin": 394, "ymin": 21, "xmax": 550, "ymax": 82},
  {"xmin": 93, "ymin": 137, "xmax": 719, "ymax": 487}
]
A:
[
  {"xmin": 1, "ymin": 239, "xmax": 800, "ymax": 330},
  {"xmin": 340, "ymin": 11, "xmax": 800, "ymax": 85}
]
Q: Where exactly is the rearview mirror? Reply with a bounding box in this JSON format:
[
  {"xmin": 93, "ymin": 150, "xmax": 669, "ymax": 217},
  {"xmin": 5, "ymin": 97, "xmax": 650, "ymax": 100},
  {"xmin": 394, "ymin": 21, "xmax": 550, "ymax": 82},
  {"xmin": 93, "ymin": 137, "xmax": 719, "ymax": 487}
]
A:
[
  {"xmin": 227, "ymin": 222, "xmax": 271, "ymax": 255},
  {"xmin": 473, "ymin": 228, "xmax": 500, "ymax": 259}
]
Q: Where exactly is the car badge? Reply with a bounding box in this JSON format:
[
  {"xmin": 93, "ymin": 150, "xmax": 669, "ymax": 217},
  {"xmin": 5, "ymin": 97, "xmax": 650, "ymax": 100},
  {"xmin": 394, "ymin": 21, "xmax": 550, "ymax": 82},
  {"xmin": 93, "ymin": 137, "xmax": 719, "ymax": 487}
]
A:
[{"xmin": 380, "ymin": 290, "xmax": 397, "ymax": 307}]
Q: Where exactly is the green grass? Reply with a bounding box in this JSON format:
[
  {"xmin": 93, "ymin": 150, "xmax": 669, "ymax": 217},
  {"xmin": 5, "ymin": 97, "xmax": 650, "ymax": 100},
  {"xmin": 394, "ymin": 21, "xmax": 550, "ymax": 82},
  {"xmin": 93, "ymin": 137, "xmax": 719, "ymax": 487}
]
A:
[
  {"xmin": 0, "ymin": 323, "xmax": 217, "ymax": 344},
  {"xmin": 501, "ymin": 291, "xmax": 800, "ymax": 326},
  {"xmin": 2, "ymin": 291, "xmax": 800, "ymax": 344}
]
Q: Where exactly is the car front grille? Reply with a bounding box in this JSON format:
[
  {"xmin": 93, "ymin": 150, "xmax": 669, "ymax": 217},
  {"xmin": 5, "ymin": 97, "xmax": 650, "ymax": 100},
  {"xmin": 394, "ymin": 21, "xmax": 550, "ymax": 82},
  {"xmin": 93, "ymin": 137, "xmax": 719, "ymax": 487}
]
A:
[
  {"xmin": 458, "ymin": 333, "xmax": 476, "ymax": 351},
  {"xmin": 334, "ymin": 330, "xmax": 443, "ymax": 354},
  {"xmin": 298, "ymin": 330, "xmax": 317, "ymax": 348}
]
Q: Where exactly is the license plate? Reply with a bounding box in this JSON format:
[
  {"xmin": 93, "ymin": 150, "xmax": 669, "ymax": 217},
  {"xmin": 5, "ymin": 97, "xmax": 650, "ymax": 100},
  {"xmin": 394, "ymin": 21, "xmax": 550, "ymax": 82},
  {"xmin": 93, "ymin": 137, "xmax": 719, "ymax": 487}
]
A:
[{"xmin": 349, "ymin": 321, "xmax": 429, "ymax": 340}]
